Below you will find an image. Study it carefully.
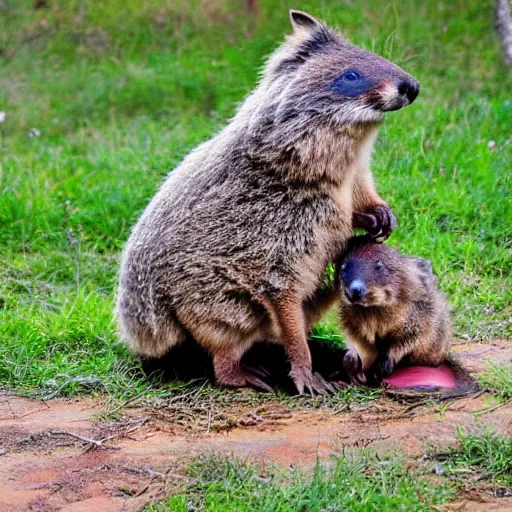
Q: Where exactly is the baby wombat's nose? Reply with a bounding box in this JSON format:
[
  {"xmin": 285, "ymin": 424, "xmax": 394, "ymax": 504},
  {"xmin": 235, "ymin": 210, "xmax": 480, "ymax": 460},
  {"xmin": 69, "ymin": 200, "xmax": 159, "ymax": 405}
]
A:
[
  {"xmin": 398, "ymin": 79, "xmax": 420, "ymax": 104},
  {"xmin": 347, "ymin": 280, "xmax": 366, "ymax": 302}
]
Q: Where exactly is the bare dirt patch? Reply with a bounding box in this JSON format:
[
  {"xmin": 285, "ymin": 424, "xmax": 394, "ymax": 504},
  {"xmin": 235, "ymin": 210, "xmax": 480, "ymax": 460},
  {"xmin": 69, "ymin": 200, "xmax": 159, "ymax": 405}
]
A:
[{"xmin": 1, "ymin": 341, "xmax": 511, "ymax": 511}]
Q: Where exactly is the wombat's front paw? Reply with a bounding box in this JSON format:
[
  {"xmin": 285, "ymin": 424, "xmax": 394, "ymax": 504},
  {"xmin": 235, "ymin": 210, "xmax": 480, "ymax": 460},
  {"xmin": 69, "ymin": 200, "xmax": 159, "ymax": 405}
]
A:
[
  {"xmin": 366, "ymin": 356, "xmax": 394, "ymax": 386},
  {"xmin": 343, "ymin": 349, "xmax": 367, "ymax": 385},
  {"xmin": 291, "ymin": 367, "xmax": 335, "ymax": 396},
  {"xmin": 352, "ymin": 204, "xmax": 397, "ymax": 242}
]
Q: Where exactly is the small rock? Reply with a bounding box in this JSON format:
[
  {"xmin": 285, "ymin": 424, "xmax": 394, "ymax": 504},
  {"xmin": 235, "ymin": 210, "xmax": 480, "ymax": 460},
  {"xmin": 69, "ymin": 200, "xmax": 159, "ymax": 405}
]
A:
[{"xmin": 432, "ymin": 463, "xmax": 445, "ymax": 475}]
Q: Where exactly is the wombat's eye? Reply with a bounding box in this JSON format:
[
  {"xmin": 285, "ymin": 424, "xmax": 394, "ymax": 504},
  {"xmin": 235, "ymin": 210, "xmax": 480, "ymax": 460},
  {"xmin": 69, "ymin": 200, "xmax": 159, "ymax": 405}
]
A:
[
  {"xmin": 343, "ymin": 70, "xmax": 361, "ymax": 82},
  {"xmin": 340, "ymin": 262, "xmax": 347, "ymax": 271},
  {"xmin": 332, "ymin": 70, "xmax": 369, "ymax": 97},
  {"xmin": 375, "ymin": 261, "xmax": 384, "ymax": 270}
]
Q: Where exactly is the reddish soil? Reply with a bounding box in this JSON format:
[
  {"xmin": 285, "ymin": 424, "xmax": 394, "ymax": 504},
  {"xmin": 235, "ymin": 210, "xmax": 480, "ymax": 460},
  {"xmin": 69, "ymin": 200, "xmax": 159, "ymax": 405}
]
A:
[{"xmin": 1, "ymin": 341, "xmax": 511, "ymax": 512}]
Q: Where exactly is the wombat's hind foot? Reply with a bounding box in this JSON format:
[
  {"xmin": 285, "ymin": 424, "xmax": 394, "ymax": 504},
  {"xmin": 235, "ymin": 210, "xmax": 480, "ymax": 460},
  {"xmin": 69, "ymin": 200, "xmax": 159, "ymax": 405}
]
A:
[{"xmin": 213, "ymin": 348, "xmax": 274, "ymax": 393}]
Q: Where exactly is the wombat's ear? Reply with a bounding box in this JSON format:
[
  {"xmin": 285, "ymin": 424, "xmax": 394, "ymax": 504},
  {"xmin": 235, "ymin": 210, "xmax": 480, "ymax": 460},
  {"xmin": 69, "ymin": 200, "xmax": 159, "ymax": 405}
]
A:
[{"xmin": 289, "ymin": 10, "xmax": 325, "ymax": 34}]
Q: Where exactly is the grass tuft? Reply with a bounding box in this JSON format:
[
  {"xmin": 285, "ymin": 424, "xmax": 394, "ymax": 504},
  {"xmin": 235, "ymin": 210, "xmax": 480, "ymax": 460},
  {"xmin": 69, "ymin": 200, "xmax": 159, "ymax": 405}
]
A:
[
  {"xmin": 478, "ymin": 362, "xmax": 512, "ymax": 401},
  {"xmin": 145, "ymin": 451, "xmax": 453, "ymax": 511},
  {"xmin": 432, "ymin": 429, "xmax": 512, "ymax": 487}
]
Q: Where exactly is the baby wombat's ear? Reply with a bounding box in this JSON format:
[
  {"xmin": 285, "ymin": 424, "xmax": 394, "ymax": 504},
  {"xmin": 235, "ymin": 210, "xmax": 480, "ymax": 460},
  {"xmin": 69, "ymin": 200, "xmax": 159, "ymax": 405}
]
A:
[
  {"xmin": 289, "ymin": 10, "xmax": 325, "ymax": 34},
  {"xmin": 411, "ymin": 257, "xmax": 436, "ymax": 291},
  {"xmin": 414, "ymin": 257, "xmax": 433, "ymax": 275}
]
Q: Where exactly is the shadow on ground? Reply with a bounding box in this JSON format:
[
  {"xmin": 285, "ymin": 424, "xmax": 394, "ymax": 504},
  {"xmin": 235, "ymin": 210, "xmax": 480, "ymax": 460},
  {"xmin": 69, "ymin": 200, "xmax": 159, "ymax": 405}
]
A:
[{"xmin": 140, "ymin": 336, "xmax": 348, "ymax": 394}]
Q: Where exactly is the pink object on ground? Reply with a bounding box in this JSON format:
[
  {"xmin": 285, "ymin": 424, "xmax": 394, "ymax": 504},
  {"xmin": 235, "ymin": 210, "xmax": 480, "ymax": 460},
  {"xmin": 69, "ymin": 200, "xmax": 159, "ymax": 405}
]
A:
[{"xmin": 383, "ymin": 364, "xmax": 457, "ymax": 389}]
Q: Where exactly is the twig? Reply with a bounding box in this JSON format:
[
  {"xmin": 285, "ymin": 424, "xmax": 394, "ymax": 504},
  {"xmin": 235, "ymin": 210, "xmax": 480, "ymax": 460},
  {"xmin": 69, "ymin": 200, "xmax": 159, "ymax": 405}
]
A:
[
  {"xmin": 206, "ymin": 397, "xmax": 212, "ymax": 434},
  {"xmin": 474, "ymin": 397, "xmax": 512, "ymax": 415},
  {"xmin": 332, "ymin": 403, "xmax": 349, "ymax": 415},
  {"xmin": 43, "ymin": 376, "xmax": 105, "ymax": 400},
  {"xmin": 122, "ymin": 467, "xmax": 166, "ymax": 479},
  {"xmin": 398, "ymin": 400, "xmax": 430, "ymax": 417},
  {"xmin": 49, "ymin": 430, "xmax": 119, "ymax": 450},
  {"xmin": 108, "ymin": 395, "xmax": 142, "ymax": 415},
  {"xmin": 122, "ymin": 465, "xmax": 186, "ymax": 483},
  {"xmin": 48, "ymin": 418, "xmax": 148, "ymax": 451},
  {"xmin": 133, "ymin": 484, "xmax": 150, "ymax": 498}
]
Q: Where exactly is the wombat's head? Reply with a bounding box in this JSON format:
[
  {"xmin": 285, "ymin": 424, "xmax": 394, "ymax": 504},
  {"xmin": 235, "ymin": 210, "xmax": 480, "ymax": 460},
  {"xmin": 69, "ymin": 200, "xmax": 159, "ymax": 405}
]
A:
[
  {"xmin": 263, "ymin": 11, "xmax": 419, "ymax": 125},
  {"xmin": 339, "ymin": 239, "xmax": 433, "ymax": 307}
]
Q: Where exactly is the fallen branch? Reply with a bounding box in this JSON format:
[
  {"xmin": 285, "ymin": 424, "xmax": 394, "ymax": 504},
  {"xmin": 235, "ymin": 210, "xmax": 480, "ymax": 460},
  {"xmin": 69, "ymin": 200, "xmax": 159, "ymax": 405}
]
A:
[
  {"xmin": 49, "ymin": 430, "xmax": 120, "ymax": 450},
  {"xmin": 48, "ymin": 418, "xmax": 148, "ymax": 451}
]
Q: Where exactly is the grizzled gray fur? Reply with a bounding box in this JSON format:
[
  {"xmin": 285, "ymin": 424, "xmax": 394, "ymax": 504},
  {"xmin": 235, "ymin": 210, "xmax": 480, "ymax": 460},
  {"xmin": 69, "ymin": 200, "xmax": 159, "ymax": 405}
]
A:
[{"xmin": 116, "ymin": 10, "xmax": 419, "ymax": 394}]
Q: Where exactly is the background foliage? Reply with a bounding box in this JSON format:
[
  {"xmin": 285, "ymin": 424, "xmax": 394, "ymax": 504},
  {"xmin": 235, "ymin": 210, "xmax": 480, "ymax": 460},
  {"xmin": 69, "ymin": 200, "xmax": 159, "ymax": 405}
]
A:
[{"xmin": 0, "ymin": 0, "xmax": 511, "ymax": 395}]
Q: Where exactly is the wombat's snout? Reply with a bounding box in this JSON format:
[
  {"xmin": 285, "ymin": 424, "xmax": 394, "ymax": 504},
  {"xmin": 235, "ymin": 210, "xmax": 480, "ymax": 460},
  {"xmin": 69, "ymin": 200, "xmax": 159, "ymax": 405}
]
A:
[
  {"xmin": 398, "ymin": 79, "xmax": 420, "ymax": 104},
  {"xmin": 379, "ymin": 76, "xmax": 420, "ymax": 112},
  {"xmin": 345, "ymin": 279, "xmax": 367, "ymax": 303}
]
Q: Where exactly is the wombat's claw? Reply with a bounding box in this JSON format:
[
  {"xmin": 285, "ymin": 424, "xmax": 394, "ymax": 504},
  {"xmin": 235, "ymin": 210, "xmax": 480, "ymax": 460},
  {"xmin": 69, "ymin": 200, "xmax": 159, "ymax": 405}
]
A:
[
  {"xmin": 243, "ymin": 372, "xmax": 274, "ymax": 393},
  {"xmin": 243, "ymin": 364, "xmax": 271, "ymax": 381},
  {"xmin": 216, "ymin": 367, "xmax": 274, "ymax": 393},
  {"xmin": 331, "ymin": 380, "xmax": 349, "ymax": 390},
  {"xmin": 366, "ymin": 357, "xmax": 394, "ymax": 386},
  {"xmin": 352, "ymin": 211, "xmax": 379, "ymax": 232},
  {"xmin": 343, "ymin": 350, "xmax": 367, "ymax": 385},
  {"xmin": 293, "ymin": 371, "xmax": 335, "ymax": 396},
  {"xmin": 349, "ymin": 372, "xmax": 367, "ymax": 386},
  {"xmin": 360, "ymin": 204, "xmax": 397, "ymax": 242}
]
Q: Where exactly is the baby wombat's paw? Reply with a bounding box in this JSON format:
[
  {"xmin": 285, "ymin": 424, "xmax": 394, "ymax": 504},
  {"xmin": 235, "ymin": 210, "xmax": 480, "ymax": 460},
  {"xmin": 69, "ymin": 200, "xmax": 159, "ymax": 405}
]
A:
[
  {"xmin": 352, "ymin": 205, "xmax": 397, "ymax": 242},
  {"xmin": 366, "ymin": 356, "xmax": 394, "ymax": 386},
  {"xmin": 343, "ymin": 349, "xmax": 367, "ymax": 385}
]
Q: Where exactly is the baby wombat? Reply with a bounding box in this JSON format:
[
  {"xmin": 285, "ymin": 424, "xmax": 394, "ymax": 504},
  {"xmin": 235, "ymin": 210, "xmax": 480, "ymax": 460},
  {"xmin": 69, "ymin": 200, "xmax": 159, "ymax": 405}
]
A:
[
  {"xmin": 116, "ymin": 10, "xmax": 420, "ymax": 395},
  {"xmin": 338, "ymin": 237, "xmax": 451, "ymax": 385}
]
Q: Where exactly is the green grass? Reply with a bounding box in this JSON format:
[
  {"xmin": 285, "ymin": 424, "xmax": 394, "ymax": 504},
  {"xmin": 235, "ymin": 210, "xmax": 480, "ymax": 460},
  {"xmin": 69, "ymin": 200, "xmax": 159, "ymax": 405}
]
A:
[
  {"xmin": 0, "ymin": 0, "xmax": 511, "ymax": 395},
  {"xmin": 145, "ymin": 452, "xmax": 453, "ymax": 511},
  {"xmin": 432, "ymin": 429, "xmax": 512, "ymax": 487},
  {"xmin": 478, "ymin": 362, "xmax": 512, "ymax": 401}
]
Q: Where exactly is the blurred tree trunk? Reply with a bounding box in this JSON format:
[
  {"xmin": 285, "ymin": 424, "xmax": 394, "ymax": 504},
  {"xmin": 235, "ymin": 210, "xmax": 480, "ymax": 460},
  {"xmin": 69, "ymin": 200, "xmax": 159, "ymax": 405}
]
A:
[
  {"xmin": 496, "ymin": 0, "xmax": 512, "ymax": 66},
  {"xmin": 246, "ymin": 0, "xmax": 259, "ymax": 14}
]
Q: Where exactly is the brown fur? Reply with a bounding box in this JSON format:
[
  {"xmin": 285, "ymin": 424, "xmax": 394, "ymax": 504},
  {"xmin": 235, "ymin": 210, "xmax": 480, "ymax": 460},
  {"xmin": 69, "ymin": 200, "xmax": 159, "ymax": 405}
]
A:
[
  {"xmin": 338, "ymin": 238, "xmax": 451, "ymax": 383},
  {"xmin": 116, "ymin": 11, "xmax": 419, "ymax": 394}
]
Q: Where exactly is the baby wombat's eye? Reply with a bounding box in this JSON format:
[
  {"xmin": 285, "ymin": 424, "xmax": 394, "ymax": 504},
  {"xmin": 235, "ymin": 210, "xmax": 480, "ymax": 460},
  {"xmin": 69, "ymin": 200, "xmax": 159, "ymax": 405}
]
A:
[
  {"xmin": 375, "ymin": 261, "xmax": 384, "ymax": 270},
  {"xmin": 340, "ymin": 262, "xmax": 347, "ymax": 271}
]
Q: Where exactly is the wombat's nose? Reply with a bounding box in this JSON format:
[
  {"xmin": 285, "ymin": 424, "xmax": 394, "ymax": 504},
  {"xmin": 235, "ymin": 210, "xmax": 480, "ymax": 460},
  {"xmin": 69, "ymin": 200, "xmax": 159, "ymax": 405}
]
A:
[
  {"xmin": 398, "ymin": 79, "xmax": 420, "ymax": 104},
  {"xmin": 348, "ymin": 280, "xmax": 366, "ymax": 302}
]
